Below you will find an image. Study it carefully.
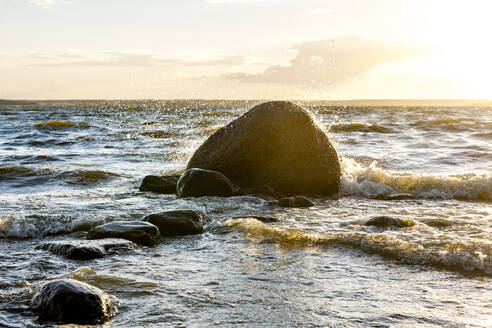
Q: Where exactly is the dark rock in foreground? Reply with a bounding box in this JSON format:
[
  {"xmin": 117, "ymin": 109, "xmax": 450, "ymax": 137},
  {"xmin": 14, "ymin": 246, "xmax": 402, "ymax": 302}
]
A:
[
  {"xmin": 365, "ymin": 216, "xmax": 415, "ymax": 228},
  {"xmin": 87, "ymin": 221, "xmax": 161, "ymax": 246},
  {"xmin": 31, "ymin": 279, "xmax": 115, "ymax": 325},
  {"xmin": 278, "ymin": 196, "xmax": 315, "ymax": 208},
  {"xmin": 139, "ymin": 174, "xmax": 181, "ymax": 194},
  {"xmin": 36, "ymin": 238, "xmax": 137, "ymax": 260},
  {"xmin": 186, "ymin": 101, "xmax": 341, "ymax": 195},
  {"xmin": 144, "ymin": 210, "xmax": 203, "ymax": 235},
  {"xmin": 176, "ymin": 168, "xmax": 239, "ymax": 198}
]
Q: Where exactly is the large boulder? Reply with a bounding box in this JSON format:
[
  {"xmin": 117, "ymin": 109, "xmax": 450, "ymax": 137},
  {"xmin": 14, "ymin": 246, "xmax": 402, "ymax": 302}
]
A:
[
  {"xmin": 36, "ymin": 238, "xmax": 137, "ymax": 260},
  {"xmin": 87, "ymin": 221, "xmax": 161, "ymax": 246},
  {"xmin": 144, "ymin": 209, "xmax": 203, "ymax": 235},
  {"xmin": 31, "ymin": 279, "xmax": 116, "ymax": 324},
  {"xmin": 176, "ymin": 168, "xmax": 239, "ymax": 198},
  {"xmin": 186, "ymin": 101, "xmax": 341, "ymax": 195},
  {"xmin": 139, "ymin": 174, "xmax": 180, "ymax": 194}
]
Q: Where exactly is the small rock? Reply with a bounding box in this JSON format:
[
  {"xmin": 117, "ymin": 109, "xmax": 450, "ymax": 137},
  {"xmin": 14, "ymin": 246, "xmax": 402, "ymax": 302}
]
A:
[
  {"xmin": 376, "ymin": 193, "xmax": 415, "ymax": 200},
  {"xmin": 144, "ymin": 210, "xmax": 203, "ymax": 235},
  {"xmin": 176, "ymin": 168, "xmax": 239, "ymax": 198},
  {"xmin": 229, "ymin": 216, "xmax": 278, "ymax": 223},
  {"xmin": 36, "ymin": 239, "xmax": 137, "ymax": 260},
  {"xmin": 31, "ymin": 279, "xmax": 116, "ymax": 324},
  {"xmin": 422, "ymin": 218, "xmax": 454, "ymax": 228},
  {"xmin": 278, "ymin": 196, "xmax": 315, "ymax": 208},
  {"xmin": 139, "ymin": 174, "xmax": 181, "ymax": 194},
  {"xmin": 87, "ymin": 221, "xmax": 161, "ymax": 246},
  {"xmin": 365, "ymin": 216, "xmax": 415, "ymax": 228}
]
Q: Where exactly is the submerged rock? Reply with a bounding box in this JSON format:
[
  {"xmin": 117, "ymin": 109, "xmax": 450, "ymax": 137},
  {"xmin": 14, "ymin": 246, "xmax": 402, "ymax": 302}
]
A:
[
  {"xmin": 36, "ymin": 238, "xmax": 137, "ymax": 260},
  {"xmin": 144, "ymin": 210, "xmax": 203, "ymax": 235},
  {"xmin": 229, "ymin": 216, "xmax": 278, "ymax": 223},
  {"xmin": 31, "ymin": 279, "xmax": 115, "ymax": 324},
  {"xmin": 278, "ymin": 196, "xmax": 315, "ymax": 208},
  {"xmin": 139, "ymin": 174, "xmax": 181, "ymax": 194},
  {"xmin": 87, "ymin": 221, "xmax": 161, "ymax": 246},
  {"xmin": 365, "ymin": 216, "xmax": 415, "ymax": 228},
  {"xmin": 376, "ymin": 193, "xmax": 415, "ymax": 200},
  {"xmin": 176, "ymin": 168, "xmax": 239, "ymax": 198},
  {"xmin": 186, "ymin": 101, "xmax": 341, "ymax": 195}
]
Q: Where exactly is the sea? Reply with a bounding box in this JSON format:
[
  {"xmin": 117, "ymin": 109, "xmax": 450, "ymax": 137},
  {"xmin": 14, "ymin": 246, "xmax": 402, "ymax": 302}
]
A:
[{"xmin": 0, "ymin": 100, "xmax": 491, "ymax": 327}]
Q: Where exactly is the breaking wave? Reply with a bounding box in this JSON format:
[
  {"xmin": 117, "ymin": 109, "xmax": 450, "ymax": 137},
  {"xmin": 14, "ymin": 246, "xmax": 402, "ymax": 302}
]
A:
[
  {"xmin": 340, "ymin": 157, "xmax": 491, "ymax": 201},
  {"xmin": 224, "ymin": 218, "xmax": 492, "ymax": 276}
]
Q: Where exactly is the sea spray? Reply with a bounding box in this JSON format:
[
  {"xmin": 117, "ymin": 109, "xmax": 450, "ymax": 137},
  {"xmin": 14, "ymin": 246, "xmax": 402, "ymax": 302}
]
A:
[{"xmin": 339, "ymin": 157, "xmax": 492, "ymax": 201}]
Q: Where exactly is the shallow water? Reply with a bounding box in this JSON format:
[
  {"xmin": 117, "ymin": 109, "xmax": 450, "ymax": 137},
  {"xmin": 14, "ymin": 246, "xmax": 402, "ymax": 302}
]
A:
[{"xmin": 0, "ymin": 100, "xmax": 491, "ymax": 327}]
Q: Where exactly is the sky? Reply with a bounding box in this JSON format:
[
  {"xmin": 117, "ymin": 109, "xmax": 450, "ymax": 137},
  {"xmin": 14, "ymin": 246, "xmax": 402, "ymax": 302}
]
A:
[{"xmin": 0, "ymin": 0, "xmax": 491, "ymax": 100}]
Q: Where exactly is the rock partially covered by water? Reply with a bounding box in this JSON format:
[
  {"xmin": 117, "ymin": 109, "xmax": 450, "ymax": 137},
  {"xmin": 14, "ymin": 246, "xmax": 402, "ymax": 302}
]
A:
[
  {"xmin": 186, "ymin": 101, "xmax": 341, "ymax": 195},
  {"xmin": 144, "ymin": 210, "xmax": 203, "ymax": 235},
  {"xmin": 31, "ymin": 279, "xmax": 115, "ymax": 325},
  {"xmin": 229, "ymin": 216, "xmax": 278, "ymax": 223},
  {"xmin": 36, "ymin": 239, "xmax": 137, "ymax": 260},
  {"xmin": 176, "ymin": 168, "xmax": 239, "ymax": 198},
  {"xmin": 365, "ymin": 216, "xmax": 415, "ymax": 228},
  {"xmin": 375, "ymin": 193, "xmax": 415, "ymax": 200},
  {"xmin": 278, "ymin": 196, "xmax": 315, "ymax": 208},
  {"xmin": 87, "ymin": 221, "xmax": 161, "ymax": 246},
  {"xmin": 139, "ymin": 174, "xmax": 181, "ymax": 194}
]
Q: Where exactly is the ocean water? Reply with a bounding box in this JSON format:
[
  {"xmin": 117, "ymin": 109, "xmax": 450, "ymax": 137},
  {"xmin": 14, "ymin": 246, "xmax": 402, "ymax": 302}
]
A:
[{"xmin": 0, "ymin": 100, "xmax": 491, "ymax": 327}]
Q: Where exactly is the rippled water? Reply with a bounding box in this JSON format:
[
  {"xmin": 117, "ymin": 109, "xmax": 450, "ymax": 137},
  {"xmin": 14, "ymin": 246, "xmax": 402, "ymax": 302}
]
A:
[{"xmin": 0, "ymin": 101, "xmax": 491, "ymax": 327}]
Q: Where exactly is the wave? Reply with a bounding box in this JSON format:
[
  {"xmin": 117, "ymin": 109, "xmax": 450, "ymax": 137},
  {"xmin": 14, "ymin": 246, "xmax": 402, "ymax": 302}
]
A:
[
  {"xmin": 34, "ymin": 121, "xmax": 90, "ymax": 129},
  {"xmin": 0, "ymin": 214, "xmax": 104, "ymax": 239},
  {"xmin": 409, "ymin": 118, "xmax": 482, "ymax": 132},
  {"xmin": 340, "ymin": 157, "xmax": 491, "ymax": 201},
  {"xmin": 141, "ymin": 130, "xmax": 186, "ymax": 139},
  {"xmin": 0, "ymin": 166, "xmax": 120, "ymax": 186},
  {"xmin": 224, "ymin": 218, "xmax": 492, "ymax": 276},
  {"xmin": 329, "ymin": 122, "xmax": 393, "ymax": 133}
]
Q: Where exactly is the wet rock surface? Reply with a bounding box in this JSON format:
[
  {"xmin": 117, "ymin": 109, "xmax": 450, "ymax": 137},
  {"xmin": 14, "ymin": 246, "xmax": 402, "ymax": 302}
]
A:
[
  {"xmin": 186, "ymin": 101, "xmax": 341, "ymax": 195},
  {"xmin": 229, "ymin": 216, "xmax": 278, "ymax": 223},
  {"xmin": 278, "ymin": 196, "xmax": 315, "ymax": 208},
  {"xmin": 87, "ymin": 221, "xmax": 161, "ymax": 246},
  {"xmin": 365, "ymin": 216, "xmax": 415, "ymax": 228},
  {"xmin": 31, "ymin": 279, "xmax": 116, "ymax": 325},
  {"xmin": 36, "ymin": 238, "xmax": 137, "ymax": 260},
  {"xmin": 176, "ymin": 168, "xmax": 239, "ymax": 198},
  {"xmin": 139, "ymin": 174, "xmax": 181, "ymax": 194},
  {"xmin": 144, "ymin": 209, "xmax": 203, "ymax": 235}
]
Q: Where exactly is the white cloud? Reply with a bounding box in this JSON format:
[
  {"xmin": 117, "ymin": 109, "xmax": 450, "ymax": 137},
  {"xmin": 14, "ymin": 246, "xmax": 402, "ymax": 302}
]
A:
[
  {"xmin": 206, "ymin": 0, "xmax": 278, "ymax": 3},
  {"xmin": 307, "ymin": 8, "xmax": 331, "ymax": 16},
  {"xmin": 29, "ymin": 0, "xmax": 56, "ymax": 6},
  {"xmin": 225, "ymin": 37, "xmax": 433, "ymax": 87}
]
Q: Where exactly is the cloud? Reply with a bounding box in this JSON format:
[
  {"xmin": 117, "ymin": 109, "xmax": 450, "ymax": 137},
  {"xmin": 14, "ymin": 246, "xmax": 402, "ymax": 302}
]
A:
[
  {"xmin": 20, "ymin": 52, "xmax": 253, "ymax": 68},
  {"xmin": 29, "ymin": 0, "xmax": 56, "ymax": 6},
  {"xmin": 307, "ymin": 8, "xmax": 331, "ymax": 16},
  {"xmin": 206, "ymin": 0, "xmax": 278, "ymax": 3},
  {"xmin": 225, "ymin": 37, "xmax": 433, "ymax": 87},
  {"xmin": 28, "ymin": 0, "xmax": 70, "ymax": 6}
]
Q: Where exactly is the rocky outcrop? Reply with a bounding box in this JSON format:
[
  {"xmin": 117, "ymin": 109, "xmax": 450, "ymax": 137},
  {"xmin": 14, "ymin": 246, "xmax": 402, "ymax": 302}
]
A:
[
  {"xmin": 176, "ymin": 168, "xmax": 239, "ymax": 198},
  {"xmin": 365, "ymin": 216, "xmax": 415, "ymax": 228},
  {"xmin": 186, "ymin": 101, "xmax": 341, "ymax": 195},
  {"xmin": 144, "ymin": 210, "xmax": 203, "ymax": 235},
  {"xmin": 139, "ymin": 174, "xmax": 180, "ymax": 194},
  {"xmin": 31, "ymin": 279, "xmax": 116, "ymax": 324},
  {"xmin": 277, "ymin": 196, "xmax": 315, "ymax": 208},
  {"xmin": 87, "ymin": 221, "xmax": 161, "ymax": 246},
  {"xmin": 36, "ymin": 238, "xmax": 137, "ymax": 260}
]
